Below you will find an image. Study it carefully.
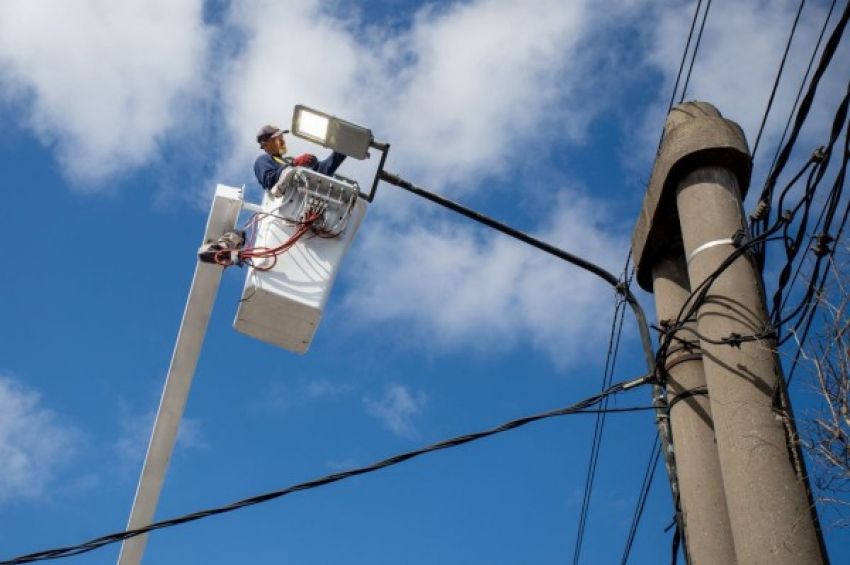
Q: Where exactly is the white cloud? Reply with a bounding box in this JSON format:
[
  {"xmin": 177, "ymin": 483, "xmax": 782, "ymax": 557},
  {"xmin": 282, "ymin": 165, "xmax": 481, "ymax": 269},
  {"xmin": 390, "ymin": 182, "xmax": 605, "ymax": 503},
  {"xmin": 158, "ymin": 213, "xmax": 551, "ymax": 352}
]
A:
[
  {"xmin": 345, "ymin": 191, "xmax": 625, "ymax": 365},
  {"xmin": 364, "ymin": 384, "xmax": 427, "ymax": 438},
  {"xmin": 256, "ymin": 377, "xmax": 355, "ymax": 414},
  {"xmin": 0, "ymin": 0, "xmax": 209, "ymax": 187},
  {"xmin": 302, "ymin": 378, "xmax": 354, "ymax": 399},
  {"xmin": 2, "ymin": 0, "xmax": 843, "ymax": 201},
  {"xmin": 0, "ymin": 376, "xmax": 78, "ymax": 502},
  {"xmin": 369, "ymin": 0, "xmax": 592, "ymax": 189}
]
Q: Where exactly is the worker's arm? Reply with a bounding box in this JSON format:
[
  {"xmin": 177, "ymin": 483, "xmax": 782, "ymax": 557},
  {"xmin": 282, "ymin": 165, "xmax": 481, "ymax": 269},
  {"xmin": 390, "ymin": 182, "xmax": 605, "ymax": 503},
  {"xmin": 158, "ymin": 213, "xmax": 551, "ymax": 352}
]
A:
[{"xmin": 316, "ymin": 152, "xmax": 346, "ymax": 176}]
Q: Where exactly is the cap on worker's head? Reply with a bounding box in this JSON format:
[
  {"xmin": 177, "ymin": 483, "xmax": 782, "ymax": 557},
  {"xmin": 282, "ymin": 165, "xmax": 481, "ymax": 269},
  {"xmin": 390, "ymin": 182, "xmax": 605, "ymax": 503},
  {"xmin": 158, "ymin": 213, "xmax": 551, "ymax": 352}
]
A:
[{"xmin": 256, "ymin": 125, "xmax": 289, "ymax": 144}]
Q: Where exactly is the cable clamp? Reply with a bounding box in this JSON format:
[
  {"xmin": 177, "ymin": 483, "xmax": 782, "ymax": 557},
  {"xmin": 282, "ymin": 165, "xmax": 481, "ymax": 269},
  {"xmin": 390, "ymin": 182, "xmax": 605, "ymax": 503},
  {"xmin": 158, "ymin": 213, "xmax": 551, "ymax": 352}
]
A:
[
  {"xmin": 720, "ymin": 328, "xmax": 775, "ymax": 347},
  {"xmin": 725, "ymin": 332, "xmax": 743, "ymax": 348},
  {"xmin": 749, "ymin": 200, "xmax": 769, "ymax": 221},
  {"xmin": 731, "ymin": 229, "xmax": 748, "ymax": 247},
  {"xmin": 622, "ymin": 375, "xmax": 651, "ymax": 390},
  {"xmin": 811, "ymin": 233, "xmax": 834, "ymax": 257},
  {"xmin": 615, "ymin": 281, "xmax": 629, "ymax": 296},
  {"xmin": 812, "ymin": 146, "xmax": 826, "ymax": 163}
]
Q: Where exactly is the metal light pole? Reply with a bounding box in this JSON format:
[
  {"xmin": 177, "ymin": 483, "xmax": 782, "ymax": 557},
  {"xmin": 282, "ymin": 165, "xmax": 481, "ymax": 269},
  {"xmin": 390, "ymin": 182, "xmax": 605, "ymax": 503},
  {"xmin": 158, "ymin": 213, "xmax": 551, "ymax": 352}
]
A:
[{"xmin": 117, "ymin": 185, "xmax": 243, "ymax": 565}]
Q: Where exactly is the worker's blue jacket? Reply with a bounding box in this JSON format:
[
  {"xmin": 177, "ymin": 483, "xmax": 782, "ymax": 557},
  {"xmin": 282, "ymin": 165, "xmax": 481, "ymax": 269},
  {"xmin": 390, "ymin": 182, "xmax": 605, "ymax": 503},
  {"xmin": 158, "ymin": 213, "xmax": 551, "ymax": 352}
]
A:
[{"xmin": 254, "ymin": 152, "xmax": 346, "ymax": 191}]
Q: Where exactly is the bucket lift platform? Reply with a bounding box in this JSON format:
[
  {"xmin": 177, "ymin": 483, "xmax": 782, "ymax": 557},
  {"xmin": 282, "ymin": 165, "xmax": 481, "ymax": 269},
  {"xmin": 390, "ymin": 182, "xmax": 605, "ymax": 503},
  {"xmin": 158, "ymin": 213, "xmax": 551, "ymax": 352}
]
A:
[{"xmin": 233, "ymin": 167, "xmax": 366, "ymax": 353}]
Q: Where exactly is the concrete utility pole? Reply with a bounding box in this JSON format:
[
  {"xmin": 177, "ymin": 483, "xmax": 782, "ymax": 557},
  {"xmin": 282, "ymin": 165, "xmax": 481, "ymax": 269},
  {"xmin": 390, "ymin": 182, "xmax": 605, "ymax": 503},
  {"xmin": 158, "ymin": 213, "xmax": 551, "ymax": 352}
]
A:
[
  {"xmin": 633, "ymin": 101, "xmax": 826, "ymax": 564},
  {"xmin": 651, "ymin": 251, "xmax": 736, "ymax": 564},
  {"xmin": 633, "ymin": 103, "xmax": 739, "ymax": 564}
]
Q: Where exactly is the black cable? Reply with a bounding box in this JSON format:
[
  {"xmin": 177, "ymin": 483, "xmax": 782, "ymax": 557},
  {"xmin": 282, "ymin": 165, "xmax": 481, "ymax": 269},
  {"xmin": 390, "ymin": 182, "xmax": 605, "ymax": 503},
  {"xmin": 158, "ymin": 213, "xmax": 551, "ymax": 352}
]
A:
[
  {"xmin": 571, "ymin": 406, "xmax": 660, "ymax": 414},
  {"xmin": 656, "ymin": 0, "xmax": 707, "ymax": 156},
  {"xmin": 573, "ymin": 258, "xmax": 634, "ymax": 565},
  {"xmin": 679, "ymin": 0, "xmax": 713, "ymax": 103},
  {"xmin": 785, "ymin": 138, "xmax": 850, "ymax": 386},
  {"xmin": 620, "ymin": 438, "xmax": 661, "ymax": 564},
  {"xmin": 572, "ymin": 296, "xmax": 628, "ymax": 564},
  {"xmin": 752, "ymin": 0, "xmax": 808, "ymax": 161},
  {"xmin": 378, "ymin": 170, "xmax": 658, "ymax": 373},
  {"xmin": 774, "ymin": 84, "xmax": 850, "ymax": 343},
  {"xmin": 752, "ymin": 0, "xmax": 850, "ymax": 267},
  {"xmin": 666, "ymin": 325, "xmax": 776, "ymax": 347},
  {"xmin": 666, "ymin": 387, "xmax": 709, "ymax": 412},
  {"xmin": 770, "ymin": 86, "xmax": 849, "ymax": 328},
  {"xmin": 668, "ymin": 0, "xmax": 704, "ymax": 113},
  {"xmin": 0, "ymin": 376, "xmax": 651, "ymax": 565},
  {"xmin": 764, "ymin": 0, "xmax": 839, "ymax": 190},
  {"xmin": 761, "ymin": 0, "xmax": 850, "ymax": 205},
  {"xmin": 771, "ymin": 160, "xmax": 829, "ymax": 330}
]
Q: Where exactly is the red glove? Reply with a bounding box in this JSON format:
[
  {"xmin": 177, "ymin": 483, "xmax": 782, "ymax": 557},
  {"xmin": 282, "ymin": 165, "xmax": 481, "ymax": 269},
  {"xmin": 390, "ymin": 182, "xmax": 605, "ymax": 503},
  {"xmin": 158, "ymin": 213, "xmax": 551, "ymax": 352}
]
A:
[{"xmin": 293, "ymin": 153, "xmax": 318, "ymax": 168}]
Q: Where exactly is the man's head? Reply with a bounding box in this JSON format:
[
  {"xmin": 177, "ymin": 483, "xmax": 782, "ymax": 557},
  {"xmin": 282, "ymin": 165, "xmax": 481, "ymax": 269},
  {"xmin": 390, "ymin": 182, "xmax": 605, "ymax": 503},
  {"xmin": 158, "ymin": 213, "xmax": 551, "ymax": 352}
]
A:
[{"xmin": 256, "ymin": 125, "xmax": 288, "ymax": 156}]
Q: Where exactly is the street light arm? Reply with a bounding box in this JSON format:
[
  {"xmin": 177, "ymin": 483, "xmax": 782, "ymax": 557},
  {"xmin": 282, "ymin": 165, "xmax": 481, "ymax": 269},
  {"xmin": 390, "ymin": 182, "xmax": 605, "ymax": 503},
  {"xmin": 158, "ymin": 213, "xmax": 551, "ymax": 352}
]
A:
[{"xmin": 377, "ymin": 169, "xmax": 656, "ymax": 371}]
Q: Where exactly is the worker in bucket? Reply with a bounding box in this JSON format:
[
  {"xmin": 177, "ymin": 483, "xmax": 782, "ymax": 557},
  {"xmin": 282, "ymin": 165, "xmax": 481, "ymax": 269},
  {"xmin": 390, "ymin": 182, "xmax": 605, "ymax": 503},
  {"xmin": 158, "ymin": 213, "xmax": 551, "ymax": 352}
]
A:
[{"xmin": 253, "ymin": 124, "xmax": 346, "ymax": 191}]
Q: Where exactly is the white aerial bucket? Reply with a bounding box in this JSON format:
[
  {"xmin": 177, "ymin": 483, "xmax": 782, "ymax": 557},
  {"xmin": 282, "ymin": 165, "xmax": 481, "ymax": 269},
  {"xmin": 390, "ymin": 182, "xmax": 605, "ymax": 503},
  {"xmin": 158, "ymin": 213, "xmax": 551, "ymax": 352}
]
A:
[{"xmin": 233, "ymin": 168, "xmax": 366, "ymax": 353}]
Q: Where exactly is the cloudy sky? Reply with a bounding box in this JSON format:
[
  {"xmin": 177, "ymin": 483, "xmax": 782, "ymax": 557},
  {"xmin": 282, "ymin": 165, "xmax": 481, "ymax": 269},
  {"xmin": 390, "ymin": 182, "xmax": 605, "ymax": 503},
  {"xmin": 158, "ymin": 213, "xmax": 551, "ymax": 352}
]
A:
[{"xmin": 1, "ymin": 0, "xmax": 848, "ymax": 563}]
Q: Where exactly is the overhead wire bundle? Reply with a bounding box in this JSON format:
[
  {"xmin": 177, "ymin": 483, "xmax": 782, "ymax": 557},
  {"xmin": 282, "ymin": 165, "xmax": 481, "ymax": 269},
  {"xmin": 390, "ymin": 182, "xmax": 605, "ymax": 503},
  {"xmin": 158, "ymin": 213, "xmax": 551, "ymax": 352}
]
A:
[
  {"xmin": 620, "ymin": 437, "xmax": 661, "ymax": 565},
  {"xmin": 0, "ymin": 376, "xmax": 653, "ymax": 565},
  {"xmin": 750, "ymin": 0, "xmax": 850, "ymax": 269},
  {"xmin": 571, "ymin": 259, "xmax": 632, "ymax": 565},
  {"xmin": 748, "ymin": 1, "xmax": 850, "ymax": 387}
]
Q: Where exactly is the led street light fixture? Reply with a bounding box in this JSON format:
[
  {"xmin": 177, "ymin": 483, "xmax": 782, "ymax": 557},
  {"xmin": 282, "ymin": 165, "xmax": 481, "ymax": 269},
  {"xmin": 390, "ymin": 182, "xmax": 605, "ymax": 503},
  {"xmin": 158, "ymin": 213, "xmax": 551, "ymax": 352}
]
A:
[{"xmin": 292, "ymin": 105, "xmax": 373, "ymax": 160}]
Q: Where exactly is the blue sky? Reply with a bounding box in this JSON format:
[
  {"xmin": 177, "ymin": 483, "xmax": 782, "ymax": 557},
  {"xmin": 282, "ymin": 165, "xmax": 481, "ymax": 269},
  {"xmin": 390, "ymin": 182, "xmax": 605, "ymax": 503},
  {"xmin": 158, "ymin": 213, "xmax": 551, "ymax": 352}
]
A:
[{"xmin": 1, "ymin": 0, "xmax": 848, "ymax": 563}]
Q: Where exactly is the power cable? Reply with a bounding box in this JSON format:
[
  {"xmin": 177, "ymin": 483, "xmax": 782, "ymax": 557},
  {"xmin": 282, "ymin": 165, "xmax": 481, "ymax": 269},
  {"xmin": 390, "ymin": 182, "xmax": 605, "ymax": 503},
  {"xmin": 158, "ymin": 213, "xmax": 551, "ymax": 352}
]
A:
[
  {"xmin": 679, "ymin": 0, "xmax": 713, "ymax": 103},
  {"xmin": 785, "ymin": 118, "xmax": 850, "ymax": 387},
  {"xmin": 667, "ymin": 0, "xmax": 705, "ymax": 114},
  {"xmin": 752, "ymin": 0, "xmax": 850, "ymax": 267},
  {"xmin": 620, "ymin": 437, "xmax": 661, "ymax": 564},
  {"xmin": 751, "ymin": 0, "xmax": 808, "ymax": 161},
  {"xmin": 656, "ymin": 0, "xmax": 708, "ymax": 156},
  {"xmin": 765, "ymin": 0, "xmax": 839, "ymax": 189},
  {"xmin": 0, "ymin": 376, "xmax": 651, "ymax": 565},
  {"xmin": 572, "ymin": 266, "xmax": 631, "ymax": 564},
  {"xmin": 378, "ymin": 170, "xmax": 658, "ymax": 372},
  {"xmin": 773, "ymin": 80, "xmax": 850, "ymax": 345}
]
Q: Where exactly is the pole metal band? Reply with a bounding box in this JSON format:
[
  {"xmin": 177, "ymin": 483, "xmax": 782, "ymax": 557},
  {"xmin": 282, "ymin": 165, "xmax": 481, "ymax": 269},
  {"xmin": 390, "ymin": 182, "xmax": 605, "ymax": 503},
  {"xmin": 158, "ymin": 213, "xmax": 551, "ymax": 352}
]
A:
[{"xmin": 687, "ymin": 237, "xmax": 734, "ymax": 265}]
